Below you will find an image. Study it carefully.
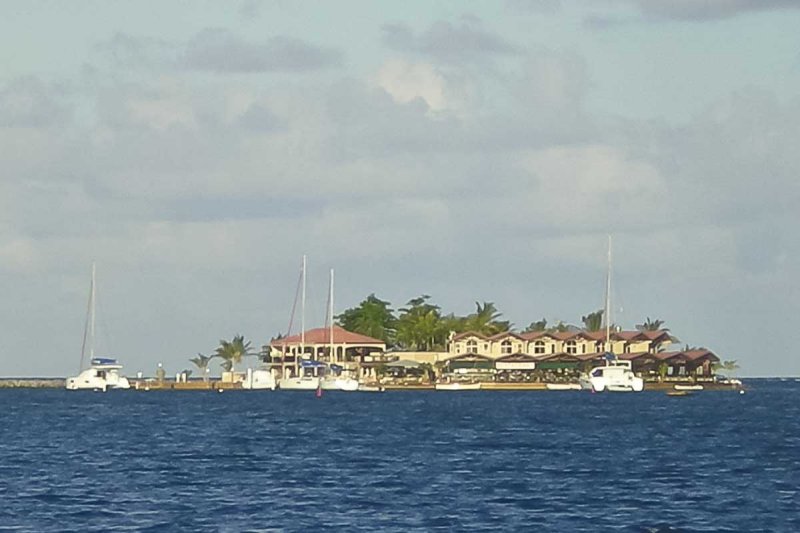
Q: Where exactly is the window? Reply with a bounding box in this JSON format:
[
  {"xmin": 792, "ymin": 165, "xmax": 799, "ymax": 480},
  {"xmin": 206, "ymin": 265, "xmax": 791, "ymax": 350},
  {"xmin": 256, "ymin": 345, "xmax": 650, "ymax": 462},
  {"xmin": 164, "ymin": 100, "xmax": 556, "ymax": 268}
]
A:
[
  {"xmin": 501, "ymin": 340, "xmax": 512, "ymax": 355},
  {"xmin": 566, "ymin": 340, "xmax": 577, "ymax": 354},
  {"xmin": 533, "ymin": 341, "xmax": 545, "ymax": 355},
  {"xmin": 467, "ymin": 340, "xmax": 478, "ymax": 354}
]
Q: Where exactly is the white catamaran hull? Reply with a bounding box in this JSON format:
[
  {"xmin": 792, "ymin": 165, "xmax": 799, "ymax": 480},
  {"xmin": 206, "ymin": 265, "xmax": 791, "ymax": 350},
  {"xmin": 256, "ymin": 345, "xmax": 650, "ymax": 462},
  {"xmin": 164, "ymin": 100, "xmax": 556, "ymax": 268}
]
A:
[
  {"xmin": 320, "ymin": 377, "xmax": 360, "ymax": 391},
  {"xmin": 579, "ymin": 374, "xmax": 644, "ymax": 393},
  {"xmin": 279, "ymin": 376, "xmax": 321, "ymax": 390},
  {"xmin": 66, "ymin": 366, "xmax": 130, "ymax": 391}
]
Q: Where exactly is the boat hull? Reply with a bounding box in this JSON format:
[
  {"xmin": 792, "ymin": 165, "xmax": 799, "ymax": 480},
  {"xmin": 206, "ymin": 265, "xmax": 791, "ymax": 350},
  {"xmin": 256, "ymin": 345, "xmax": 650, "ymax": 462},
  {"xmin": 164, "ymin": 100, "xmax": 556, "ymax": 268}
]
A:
[
  {"xmin": 242, "ymin": 369, "xmax": 277, "ymax": 390},
  {"xmin": 320, "ymin": 377, "xmax": 360, "ymax": 391},
  {"xmin": 435, "ymin": 382, "xmax": 481, "ymax": 391},
  {"xmin": 279, "ymin": 377, "xmax": 320, "ymax": 390},
  {"xmin": 546, "ymin": 383, "xmax": 581, "ymax": 391},
  {"xmin": 66, "ymin": 367, "xmax": 130, "ymax": 391}
]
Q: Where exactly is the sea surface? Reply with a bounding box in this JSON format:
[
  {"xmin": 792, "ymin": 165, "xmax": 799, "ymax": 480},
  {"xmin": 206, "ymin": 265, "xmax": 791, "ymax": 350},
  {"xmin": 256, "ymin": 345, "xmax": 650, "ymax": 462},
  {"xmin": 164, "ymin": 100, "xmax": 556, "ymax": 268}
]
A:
[{"xmin": 1, "ymin": 380, "xmax": 798, "ymax": 532}]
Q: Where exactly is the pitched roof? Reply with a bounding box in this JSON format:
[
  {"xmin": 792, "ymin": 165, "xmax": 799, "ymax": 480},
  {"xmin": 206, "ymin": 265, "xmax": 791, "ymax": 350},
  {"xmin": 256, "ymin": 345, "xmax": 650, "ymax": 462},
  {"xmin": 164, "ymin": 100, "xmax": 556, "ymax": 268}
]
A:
[
  {"xmin": 271, "ymin": 326, "xmax": 385, "ymax": 346},
  {"xmin": 488, "ymin": 331, "xmax": 526, "ymax": 341},
  {"xmin": 452, "ymin": 331, "xmax": 488, "ymax": 342},
  {"xmin": 650, "ymin": 349, "xmax": 719, "ymax": 362}
]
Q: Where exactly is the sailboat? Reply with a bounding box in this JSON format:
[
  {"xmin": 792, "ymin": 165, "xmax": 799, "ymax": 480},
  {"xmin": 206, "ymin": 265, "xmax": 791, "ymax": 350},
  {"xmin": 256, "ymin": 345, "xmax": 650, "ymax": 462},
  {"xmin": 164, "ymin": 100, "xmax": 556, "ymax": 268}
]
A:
[
  {"xmin": 65, "ymin": 263, "xmax": 131, "ymax": 391},
  {"xmin": 279, "ymin": 255, "xmax": 322, "ymax": 390},
  {"xmin": 578, "ymin": 237, "xmax": 644, "ymax": 393},
  {"xmin": 320, "ymin": 268, "xmax": 360, "ymax": 391}
]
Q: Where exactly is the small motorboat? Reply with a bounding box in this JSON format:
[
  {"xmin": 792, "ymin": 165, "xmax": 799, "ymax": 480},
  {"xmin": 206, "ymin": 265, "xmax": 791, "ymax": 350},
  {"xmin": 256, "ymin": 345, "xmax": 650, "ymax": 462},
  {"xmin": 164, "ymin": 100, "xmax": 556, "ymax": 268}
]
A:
[{"xmin": 666, "ymin": 390, "xmax": 692, "ymax": 397}]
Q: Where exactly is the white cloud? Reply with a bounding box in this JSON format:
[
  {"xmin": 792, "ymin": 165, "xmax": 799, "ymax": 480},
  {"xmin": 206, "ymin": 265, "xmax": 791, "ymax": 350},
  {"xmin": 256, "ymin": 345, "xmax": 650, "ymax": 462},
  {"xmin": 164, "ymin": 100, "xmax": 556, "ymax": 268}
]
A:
[{"xmin": 374, "ymin": 59, "xmax": 449, "ymax": 112}]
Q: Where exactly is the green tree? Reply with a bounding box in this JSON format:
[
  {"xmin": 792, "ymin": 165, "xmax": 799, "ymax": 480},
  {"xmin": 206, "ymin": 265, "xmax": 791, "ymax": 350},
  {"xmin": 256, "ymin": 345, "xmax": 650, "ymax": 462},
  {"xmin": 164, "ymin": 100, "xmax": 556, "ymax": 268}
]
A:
[
  {"xmin": 548, "ymin": 321, "xmax": 572, "ymax": 333},
  {"xmin": 336, "ymin": 294, "xmax": 397, "ymax": 344},
  {"xmin": 658, "ymin": 361, "xmax": 669, "ymax": 382},
  {"xmin": 189, "ymin": 353, "xmax": 214, "ymax": 382},
  {"xmin": 581, "ymin": 310, "xmax": 604, "ymax": 332},
  {"xmin": 396, "ymin": 295, "xmax": 448, "ymax": 351},
  {"xmin": 461, "ymin": 301, "xmax": 511, "ymax": 336},
  {"xmin": 524, "ymin": 318, "xmax": 548, "ymax": 333},
  {"xmin": 215, "ymin": 335, "xmax": 253, "ymax": 373},
  {"xmin": 636, "ymin": 317, "xmax": 668, "ymax": 331}
]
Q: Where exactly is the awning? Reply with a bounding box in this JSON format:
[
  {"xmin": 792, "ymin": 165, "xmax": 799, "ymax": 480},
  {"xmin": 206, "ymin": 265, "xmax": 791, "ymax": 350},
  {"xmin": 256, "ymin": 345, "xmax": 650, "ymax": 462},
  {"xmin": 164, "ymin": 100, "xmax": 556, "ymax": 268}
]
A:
[
  {"xmin": 386, "ymin": 359, "xmax": 421, "ymax": 369},
  {"xmin": 537, "ymin": 362, "xmax": 578, "ymax": 370}
]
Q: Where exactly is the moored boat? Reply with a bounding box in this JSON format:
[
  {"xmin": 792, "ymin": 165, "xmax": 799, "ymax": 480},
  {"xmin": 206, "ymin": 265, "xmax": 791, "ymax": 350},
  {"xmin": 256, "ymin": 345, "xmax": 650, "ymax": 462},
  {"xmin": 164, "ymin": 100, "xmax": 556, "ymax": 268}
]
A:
[
  {"xmin": 579, "ymin": 359, "xmax": 644, "ymax": 392},
  {"xmin": 65, "ymin": 264, "xmax": 131, "ymax": 392},
  {"xmin": 279, "ymin": 375, "xmax": 321, "ymax": 390},
  {"xmin": 674, "ymin": 384, "xmax": 703, "ymax": 391},
  {"xmin": 66, "ymin": 357, "xmax": 131, "ymax": 391},
  {"xmin": 241, "ymin": 368, "xmax": 277, "ymax": 390},
  {"xmin": 435, "ymin": 381, "xmax": 481, "ymax": 391},
  {"xmin": 545, "ymin": 383, "xmax": 581, "ymax": 391},
  {"xmin": 320, "ymin": 375, "xmax": 360, "ymax": 391}
]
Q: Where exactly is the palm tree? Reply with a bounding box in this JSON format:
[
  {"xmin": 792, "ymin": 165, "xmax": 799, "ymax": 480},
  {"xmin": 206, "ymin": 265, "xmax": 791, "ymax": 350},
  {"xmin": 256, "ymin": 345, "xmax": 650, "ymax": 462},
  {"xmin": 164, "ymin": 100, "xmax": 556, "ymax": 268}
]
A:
[
  {"xmin": 189, "ymin": 353, "xmax": 214, "ymax": 382},
  {"xmin": 636, "ymin": 317, "xmax": 668, "ymax": 331},
  {"xmin": 581, "ymin": 310, "xmax": 604, "ymax": 332},
  {"xmin": 215, "ymin": 335, "xmax": 253, "ymax": 373},
  {"xmin": 461, "ymin": 301, "xmax": 511, "ymax": 336},
  {"xmin": 524, "ymin": 319, "xmax": 548, "ymax": 333},
  {"xmin": 396, "ymin": 295, "xmax": 448, "ymax": 351}
]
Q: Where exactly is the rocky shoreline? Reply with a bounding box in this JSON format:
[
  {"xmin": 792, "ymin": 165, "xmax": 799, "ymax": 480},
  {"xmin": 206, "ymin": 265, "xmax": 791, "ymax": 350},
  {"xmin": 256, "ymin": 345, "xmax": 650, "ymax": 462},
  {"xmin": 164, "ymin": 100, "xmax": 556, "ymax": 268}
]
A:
[{"xmin": 0, "ymin": 379, "xmax": 66, "ymax": 388}]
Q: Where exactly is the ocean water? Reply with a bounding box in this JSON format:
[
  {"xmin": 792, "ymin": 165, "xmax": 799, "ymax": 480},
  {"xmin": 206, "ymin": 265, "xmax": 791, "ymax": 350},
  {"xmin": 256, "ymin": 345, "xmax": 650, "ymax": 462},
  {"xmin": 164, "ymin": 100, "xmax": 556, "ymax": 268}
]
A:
[{"xmin": 1, "ymin": 380, "xmax": 798, "ymax": 532}]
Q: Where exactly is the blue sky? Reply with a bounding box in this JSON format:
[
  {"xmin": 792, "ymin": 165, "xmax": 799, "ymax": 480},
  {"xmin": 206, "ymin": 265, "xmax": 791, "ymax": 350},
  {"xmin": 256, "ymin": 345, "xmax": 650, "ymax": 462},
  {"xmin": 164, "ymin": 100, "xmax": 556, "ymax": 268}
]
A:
[{"xmin": 1, "ymin": 0, "xmax": 799, "ymax": 377}]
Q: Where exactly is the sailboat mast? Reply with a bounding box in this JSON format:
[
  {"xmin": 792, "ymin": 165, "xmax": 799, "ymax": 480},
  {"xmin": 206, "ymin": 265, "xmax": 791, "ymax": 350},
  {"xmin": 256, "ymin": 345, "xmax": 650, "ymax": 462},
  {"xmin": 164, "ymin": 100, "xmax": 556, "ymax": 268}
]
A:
[
  {"xmin": 329, "ymin": 268, "xmax": 334, "ymax": 364},
  {"xmin": 605, "ymin": 236, "xmax": 612, "ymax": 352},
  {"xmin": 301, "ymin": 254, "xmax": 306, "ymax": 367},
  {"xmin": 90, "ymin": 262, "xmax": 96, "ymax": 360}
]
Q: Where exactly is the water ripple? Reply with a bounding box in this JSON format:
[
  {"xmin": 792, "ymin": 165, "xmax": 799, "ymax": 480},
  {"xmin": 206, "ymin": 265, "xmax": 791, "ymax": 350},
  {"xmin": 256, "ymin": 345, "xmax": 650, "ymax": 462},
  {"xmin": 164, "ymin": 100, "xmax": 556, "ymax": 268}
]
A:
[{"xmin": 0, "ymin": 381, "xmax": 798, "ymax": 531}]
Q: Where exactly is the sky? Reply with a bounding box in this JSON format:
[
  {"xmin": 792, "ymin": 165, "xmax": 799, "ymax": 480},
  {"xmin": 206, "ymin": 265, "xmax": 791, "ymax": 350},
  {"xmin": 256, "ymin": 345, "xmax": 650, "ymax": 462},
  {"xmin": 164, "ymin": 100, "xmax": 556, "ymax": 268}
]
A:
[{"xmin": 2, "ymin": 0, "xmax": 799, "ymax": 377}]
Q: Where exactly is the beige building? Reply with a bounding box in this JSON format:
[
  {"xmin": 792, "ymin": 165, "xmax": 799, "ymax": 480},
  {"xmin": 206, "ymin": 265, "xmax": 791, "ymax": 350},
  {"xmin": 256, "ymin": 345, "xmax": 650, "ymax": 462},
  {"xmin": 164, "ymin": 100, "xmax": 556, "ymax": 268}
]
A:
[{"xmin": 449, "ymin": 329, "xmax": 673, "ymax": 359}]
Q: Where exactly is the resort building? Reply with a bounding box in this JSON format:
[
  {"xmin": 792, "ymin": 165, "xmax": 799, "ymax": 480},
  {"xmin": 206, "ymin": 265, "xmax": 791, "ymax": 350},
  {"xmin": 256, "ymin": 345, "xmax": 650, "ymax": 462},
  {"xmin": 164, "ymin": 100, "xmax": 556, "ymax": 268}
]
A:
[
  {"xmin": 263, "ymin": 324, "xmax": 721, "ymax": 384},
  {"xmin": 267, "ymin": 326, "xmax": 386, "ymax": 379},
  {"xmin": 449, "ymin": 329, "xmax": 673, "ymax": 358},
  {"xmin": 443, "ymin": 329, "xmax": 719, "ymax": 382}
]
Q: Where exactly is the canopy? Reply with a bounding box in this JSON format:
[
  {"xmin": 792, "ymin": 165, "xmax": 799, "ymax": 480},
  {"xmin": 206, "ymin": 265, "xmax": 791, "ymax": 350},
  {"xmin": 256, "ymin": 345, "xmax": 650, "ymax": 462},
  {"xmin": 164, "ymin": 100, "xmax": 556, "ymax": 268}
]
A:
[
  {"xmin": 300, "ymin": 360, "xmax": 327, "ymax": 368},
  {"xmin": 91, "ymin": 357, "xmax": 118, "ymax": 366},
  {"xmin": 386, "ymin": 359, "xmax": 421, "ymax": 369}
]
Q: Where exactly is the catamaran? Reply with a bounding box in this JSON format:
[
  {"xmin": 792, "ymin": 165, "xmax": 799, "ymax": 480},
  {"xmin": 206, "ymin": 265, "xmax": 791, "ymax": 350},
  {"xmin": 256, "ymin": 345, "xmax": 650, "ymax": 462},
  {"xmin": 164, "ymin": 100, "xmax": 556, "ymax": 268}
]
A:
[
  {"xmin": 65, "ymin": 263, "xmax": 131, "ymax": 391},
  {"xmin": 578, "ymin": 237, "xmax": 644, "ymax": 393}
]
